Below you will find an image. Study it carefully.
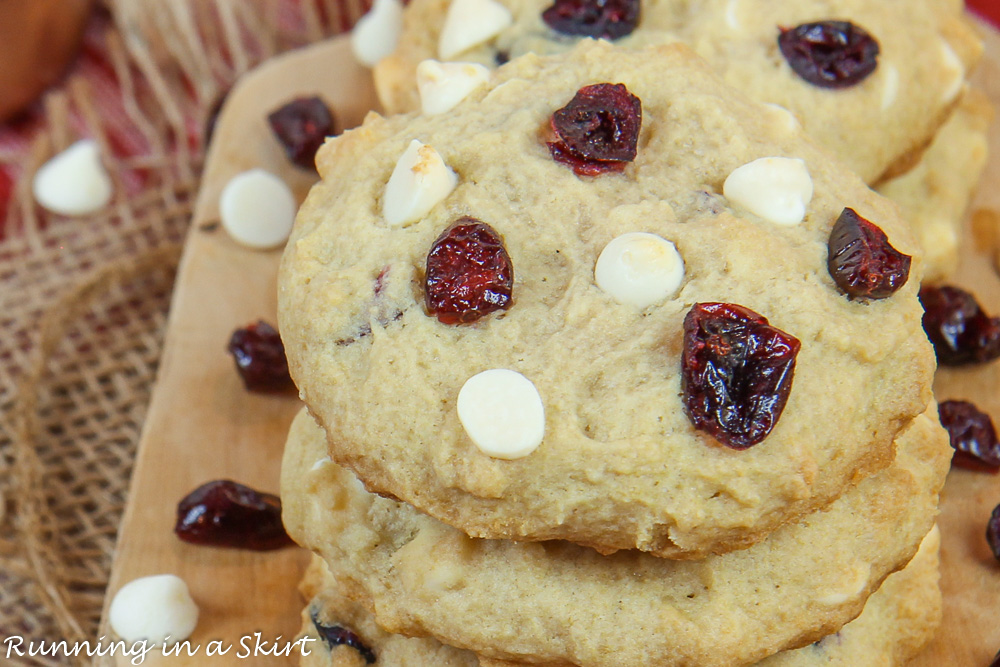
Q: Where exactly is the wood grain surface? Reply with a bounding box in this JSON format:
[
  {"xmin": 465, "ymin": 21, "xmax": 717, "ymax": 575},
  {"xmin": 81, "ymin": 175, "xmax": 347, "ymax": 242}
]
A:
[{"xmin": 100, "ymin": 20, "xmax": 1000, "ymax": 667}]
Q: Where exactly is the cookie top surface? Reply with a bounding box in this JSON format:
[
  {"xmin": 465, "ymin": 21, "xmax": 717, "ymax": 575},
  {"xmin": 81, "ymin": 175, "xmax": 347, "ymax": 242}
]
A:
[
  {"xmin": 278, "ymin": 42, "xmax": 935, "ymax": 557},
  {"xmin": 298, "ymin": 524, "xmax": 940, "ymax": 667},
  {"xmin": 282, "ymin": 406, "xmax": 949, "ymax": 667},
  {"xmin": 375, "ymin": 0, "xmax": 980, "ymax": 183}
]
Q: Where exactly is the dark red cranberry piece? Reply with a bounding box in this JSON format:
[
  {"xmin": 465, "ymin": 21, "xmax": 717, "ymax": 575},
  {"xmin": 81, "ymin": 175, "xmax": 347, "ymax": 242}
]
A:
[
  {"xmin": 541, "ymin": 0, "xmax": 640, "ymax": 40},
  {"xmin": 938, "ymin": 400, "xmax": 1000, "ymax": 472},
  {"xmin": 682, "ymin": 303, "xmax": 801, "ymax": 450},
  {"xmin": 827, "ymin": 208, "xmax": 910, "ymax": 300},
  {"xmin": 778, "ymin": 21, "xmax": 880, "ymax": 88},
  {"xmin": 311, "ymin": 613, "xmax": 376, "ymax": 663},
  {"xmin": 175, "ymin": 480, "xmax": 293, "ymax": 550},
  {"xmin": 547, "ymin": 83, "xmax": 641, "ymax": 176},
  {"xmin": 227, "ymin": 320, "xmax": 296, "ymax": 392},
  {"xmin": 267, "ymin": 96, "xmax": 336, "ymax": 170},
  {"xmin": 991, "ymin": 648, "xmax": 1000, "ymax": 667},
  {"xmin": 425, "ymin": 217, "xmax": 514, "ymax": 324},
  {"xmin": 919, "ymin": 285, "xmax": 1000, "ymax": 366},
  {"xmin": 988, "ymin": 504, "xmax": 1000, "ymax": 562}
]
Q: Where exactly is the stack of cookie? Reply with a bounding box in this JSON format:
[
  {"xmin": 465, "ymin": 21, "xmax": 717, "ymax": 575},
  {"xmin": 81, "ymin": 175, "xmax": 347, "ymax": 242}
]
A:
[{"xmin": 277, "ymin": 31, "xmax": 960, "ymax": 665}]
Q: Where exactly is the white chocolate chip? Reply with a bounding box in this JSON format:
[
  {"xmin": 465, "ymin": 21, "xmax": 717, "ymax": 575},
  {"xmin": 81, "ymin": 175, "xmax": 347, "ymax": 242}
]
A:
[
  {"xmin": 417, "ymin": 60, "xmax": 491, "ymax": 115},
  {"xmin": 109, "ymin": 574, "xmax": 199, "ymax": 645},
  {"xmin": 457, "ymin": 369, "xmax": 545, "ymax": 459},
  {"xmin": 383, "ymin": 140, "xmax": 457, "ymax": 227},
  {"xmin": 762, "ymin": 103, "xmax": 800, "ymax": 132},
  {"xmin": 595, "ymin": 232, "xmax": 684, "ymax": 309},
  {"xmin": 438, "ymin": 0, "xmax": 513, "ymax": 59},
  {"xmin": 219, "ymin": 169, "xmax": 296, "ymax": 249},
  {"xmin": 817, "ymin": 562, "xmax": 871, "ymax": 606},
  {"xmin": 723, "ymin": 157, "xmax": 813, "ymax": 226},
  {"xmin": 724, "ymin": 0, "xmax": 741, "ymax": 30},
  {"xmin": 940, "ymin": 40, "xmax": 965, "ymax": 104},
  {"xmin": 351, "ymin": 0, "xmax": 404, "ymax": 67},
  {"xmin": 32, "ymin": 140, "xmax": 113, "ymax": 216},
  {"xmin": 310, "ymin": 455, "xmax": 332, "ymax": 472},
  {"xmin": 880, "ymin": 63, "xmax": 899, "ymax": 111}
]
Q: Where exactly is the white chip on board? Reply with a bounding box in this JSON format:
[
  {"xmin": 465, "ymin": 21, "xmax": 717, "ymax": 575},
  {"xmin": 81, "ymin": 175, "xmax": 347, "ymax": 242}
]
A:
[
  {"xmin": 457, "ymin": 369, "xmax": 545, "ymax": 459},
  {"xmin": 723, "ymin": 157, "xmax": 813, "ymax": 226},
  {"xmin": 32, "ymin": 139, "xmax": 113, "ymax": 216},
  {"xmin": 595, "ymin": 232, "xmax": 684, "ymax": 309},
  {"xmin": 109, "ymin": 574, "xmax": 199, "ymax": 645},
  {"xmin": 219, "ymin": 168, "xmax": 296, "ymax": 249},
  {"xmin": 438, "ymin": 0, "xmax": 513, "ymax": 60},
  {"xmin": 351, "ymin": 0, "xmax": 404, "ymax": 67},
  {"xmin": 383, "ymin": 140, "xmax": 457, "ymax": 227},
  {"xmin": 417, "ymin": 60, "xmax": 491, "ymax": 115}
]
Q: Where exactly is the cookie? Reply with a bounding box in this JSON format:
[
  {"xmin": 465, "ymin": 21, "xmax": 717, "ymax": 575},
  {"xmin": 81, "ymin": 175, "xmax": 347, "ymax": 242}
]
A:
[
  {"xmin": 373, "ymin": 0, "xmax": 980, "ymax": 183},
  {"xmin": 278, "ymin": 42, "xmax": 934, "ymax": 558},
  {"xmin": 876, "ymin": 88, "xmax": 994, "ymax": 283},
  {"xmin": 296, "ymin": 525, "xmax": 941, "ymax": 667},
  {"xmin": 281, "ymin": 403, "xmax": 950, "ymax": 667}
]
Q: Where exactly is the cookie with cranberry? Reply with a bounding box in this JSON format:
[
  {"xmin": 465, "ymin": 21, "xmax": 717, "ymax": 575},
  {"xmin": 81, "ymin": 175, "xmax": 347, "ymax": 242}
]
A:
[
  {"xmin": 282, "ymin": 407, "xmax": 948, "ymax": 667},
  {"xmin": 374, "ymin": 0, "xmax": 979, "ymax": 184},
  {"xmin": 296, "ymin": 524, "xmax": 940, "ymax": 667},
  {"xmin": 278, "ymin": 41, "xmax": 934, "ymax": 558},
  {"xmin": 875, "ymin": 88, "xmax": 993, "ymax": 283}
]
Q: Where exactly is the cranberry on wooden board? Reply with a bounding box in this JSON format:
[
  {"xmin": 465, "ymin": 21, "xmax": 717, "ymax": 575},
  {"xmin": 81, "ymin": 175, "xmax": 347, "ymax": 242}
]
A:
[
  {"xmin": 919, "ymin": 285, "xmax": 1000, "ymax": 366},
  {"xmin": 827, "ymin": 208, "xmax": 910, "ymax": 299},
  {"xmin": 778, "ymin": 20, "xmax": 880, "ymax": 88},
  {"xmin": 174, "ymin": 480, "xmax": 293, "ymax": 550},
  {"xmin": 547, "ymin": 83, "xmax": 641, "ymax": 176},
  {"xmin": 681, "ymin": 303, "xmax": 801, "ymax": 449},
  {"xmin": 267, "ymin": 96, "xmax": 336, "ymax": 170},
  {"xmin": 988, "ymin": 504, "xmax": 1000, "ymax": 562},
  {"xmin": 541, "ymin": 0, "xmax": 640, "ymax": 41},
  {"xmin": 938, "ymin": 401, "xmax": 1000, "ymax": 472},
  {"xmin": 227, "ymin": 320, "xmax": 296, "ymax": 392},
  {"xmin": 425, "ymin": 218, "xmax": 514, "ymax": 324}
]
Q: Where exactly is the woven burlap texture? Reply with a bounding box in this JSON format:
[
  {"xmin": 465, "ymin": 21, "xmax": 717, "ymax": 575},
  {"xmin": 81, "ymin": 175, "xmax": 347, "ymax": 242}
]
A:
[{"xmin": 0, "ymin": 1, "xmax": 364, "ymax": 664}]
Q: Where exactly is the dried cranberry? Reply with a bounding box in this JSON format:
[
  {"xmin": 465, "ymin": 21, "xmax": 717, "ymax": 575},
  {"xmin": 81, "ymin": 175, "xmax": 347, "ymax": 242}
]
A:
[
  {"xmin": 311, "ymin": 613, "xmax": 376, "ymax": 663},
  {"xmin": 267, "ymin": 96, "xmax": 336, "ymax": 170},
  {"xmin": 919, "ymin": 285, "xmax": 1000, "ymax": 366},
  {"xmin": 778, "ymin": 21, "xmax": 880, "ymax": 88},
  {"xmin": 425, "ymin": 217, "xmax": 514, "ymax": 324},
  {"xmin": 938, "ymin": 401, "xmax": 1000, "ymax": 472},
  {"xmin": 988, "ymin": 504, "xmax": 1000, "ymax": 562},
  {"xmin": 227, "ymin": 320, "xmax": 295, "ymax": 392},
  {"xmin": 682, "ymin": 303, "xmax": 801, "ymax": 449},
  {"xmin": 547, "ymin": 83, "xmax": 641, "ymax": 176},
  {"xmin": 827, "ymin": 208, "xmax": 910, "ymax": 300},
  {"xmin": 175, "ymin": 480, "xmax": 293, "ymax": 550},
  {"xmin": 991, "ymin": 648, "xmax": 1000, "ymax": 667},
  {"xmin": 541, "ymin": 0, "xmax": 640, "ymax": 40}
]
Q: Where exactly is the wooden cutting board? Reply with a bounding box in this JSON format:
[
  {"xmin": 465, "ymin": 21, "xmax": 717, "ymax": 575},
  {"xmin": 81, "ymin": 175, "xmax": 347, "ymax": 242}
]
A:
[{"xmin": 100, "ymin": 21, "xmax": 1000, "ymax": 667}]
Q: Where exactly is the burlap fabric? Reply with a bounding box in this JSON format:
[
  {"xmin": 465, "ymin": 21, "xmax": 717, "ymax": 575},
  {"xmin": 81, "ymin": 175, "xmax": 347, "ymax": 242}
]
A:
[{"xmin": 0, "ymin": 1, "xmax": 364, "ymax": 664}]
